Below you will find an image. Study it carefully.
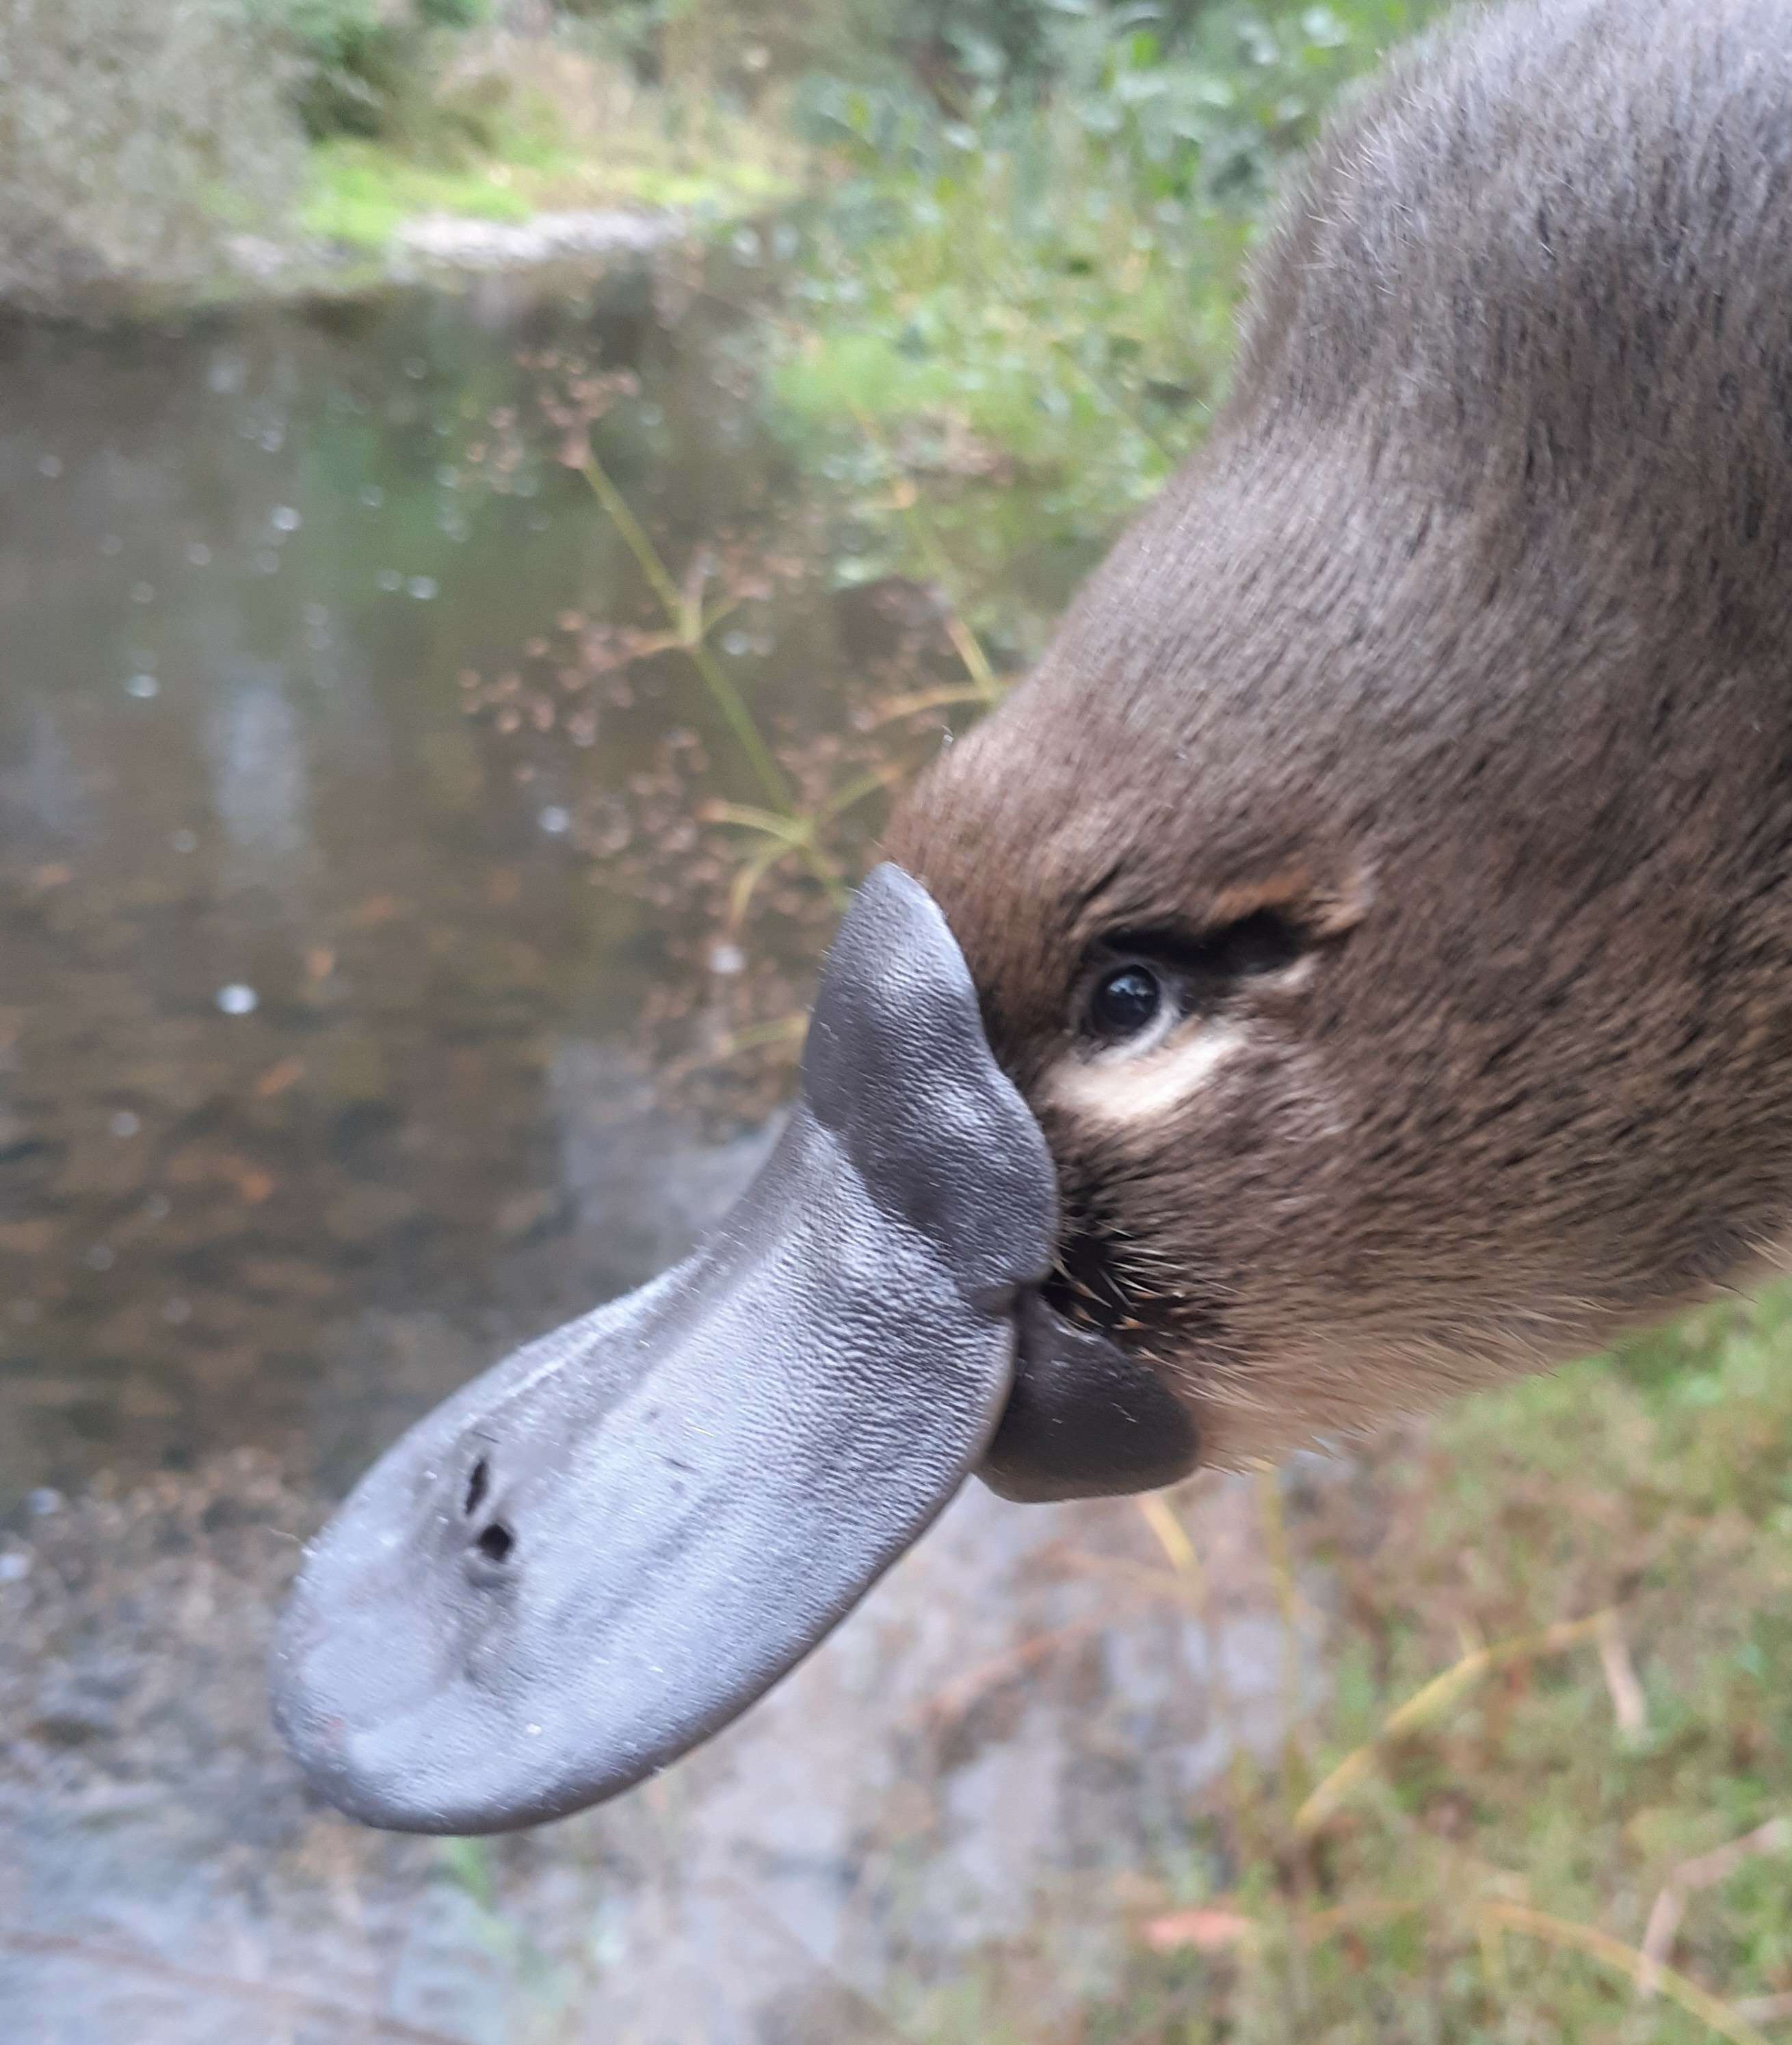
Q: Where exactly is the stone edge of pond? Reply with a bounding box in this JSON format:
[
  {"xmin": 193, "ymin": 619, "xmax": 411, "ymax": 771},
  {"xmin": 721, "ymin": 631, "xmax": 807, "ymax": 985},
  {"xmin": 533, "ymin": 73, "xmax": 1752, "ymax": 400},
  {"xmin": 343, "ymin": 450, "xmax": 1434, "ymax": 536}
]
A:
[{"xmin": 1, "ymin": 207, "xmax": 694, "ymax": 330}]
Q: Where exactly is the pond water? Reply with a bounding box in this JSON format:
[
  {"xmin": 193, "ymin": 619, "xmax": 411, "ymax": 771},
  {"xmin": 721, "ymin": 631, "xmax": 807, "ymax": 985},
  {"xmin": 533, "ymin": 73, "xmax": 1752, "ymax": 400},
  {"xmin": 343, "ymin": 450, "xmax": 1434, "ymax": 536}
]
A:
[
  {"xmin": 0, "ymin": 259, "xmax": 1314, "ymax": 2044},
  {"xmin": 0, "ymin": 254, "xmax": 892, "ymax": 1512}
]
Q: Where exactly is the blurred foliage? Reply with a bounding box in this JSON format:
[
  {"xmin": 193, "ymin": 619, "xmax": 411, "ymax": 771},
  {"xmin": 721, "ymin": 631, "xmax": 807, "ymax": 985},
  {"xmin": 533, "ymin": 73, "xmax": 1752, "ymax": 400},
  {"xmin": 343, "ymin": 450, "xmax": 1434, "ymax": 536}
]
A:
[
  {"xmin": 256, "ymin": 0, "xmax": 497, "ymax": 148},
  {"xmin": 300, "ymin": 138, "xmax": 538, "ymax": 242},
  {"xmin": 553, "ymin": 0, "xmax": 1287, "ymax": 102},
  {"xmin": 297, "ymin": 42, "xmax": 800, "ymax": 246},
  {"xmin": 769, "ymin": 0, "xmax": 1444, "ymax": 620},
  {"xmin": 0, "ymin": 0, "xmax": 1443, "ymax": 332},
  {"xmin": 0, "ymin": 0, "xmax": 304, "ymax": 315}
]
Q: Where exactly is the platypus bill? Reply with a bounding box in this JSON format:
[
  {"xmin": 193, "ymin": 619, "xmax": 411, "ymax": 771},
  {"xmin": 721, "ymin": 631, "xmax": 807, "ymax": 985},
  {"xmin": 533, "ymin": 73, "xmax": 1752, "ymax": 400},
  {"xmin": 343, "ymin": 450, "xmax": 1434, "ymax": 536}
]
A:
[{"xmin": 274, "ymin": 0, "xmax": 1792, "ymax": 1833}]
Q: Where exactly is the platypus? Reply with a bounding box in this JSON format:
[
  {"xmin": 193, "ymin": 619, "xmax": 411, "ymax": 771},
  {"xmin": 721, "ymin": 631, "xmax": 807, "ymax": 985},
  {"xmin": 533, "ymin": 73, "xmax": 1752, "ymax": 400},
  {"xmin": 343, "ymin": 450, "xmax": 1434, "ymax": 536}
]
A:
[{"xmin": 273, "ymin": 0, "xmax": 1792, "ymax": 1832}]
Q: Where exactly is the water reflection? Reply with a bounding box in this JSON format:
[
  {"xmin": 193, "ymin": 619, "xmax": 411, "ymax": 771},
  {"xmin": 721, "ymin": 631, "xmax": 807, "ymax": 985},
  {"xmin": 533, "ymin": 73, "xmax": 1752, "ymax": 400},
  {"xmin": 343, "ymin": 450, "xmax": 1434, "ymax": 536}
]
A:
[{"xmin": 0, "ymin": 269, "xmax": 864, "ymax": 1507}]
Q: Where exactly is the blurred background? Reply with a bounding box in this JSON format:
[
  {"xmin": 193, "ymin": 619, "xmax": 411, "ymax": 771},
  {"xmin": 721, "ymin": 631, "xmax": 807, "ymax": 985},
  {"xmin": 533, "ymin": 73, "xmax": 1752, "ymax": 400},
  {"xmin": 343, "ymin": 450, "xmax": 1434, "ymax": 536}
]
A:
[{"xmin": 1, "ymin": 2, "xmax": 1789, "ymax": 2038}]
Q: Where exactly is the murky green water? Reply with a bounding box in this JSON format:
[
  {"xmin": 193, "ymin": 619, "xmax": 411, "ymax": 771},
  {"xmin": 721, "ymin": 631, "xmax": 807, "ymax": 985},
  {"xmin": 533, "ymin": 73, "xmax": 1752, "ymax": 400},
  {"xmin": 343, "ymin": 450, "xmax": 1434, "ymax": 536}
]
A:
[
  {"xmin": 0, "ymin": 260, "xmax": 893, "ymax": 1509},
  {"xmin": 0, "ymin": 261, "xmax": 1304, "ymax": 2045}
]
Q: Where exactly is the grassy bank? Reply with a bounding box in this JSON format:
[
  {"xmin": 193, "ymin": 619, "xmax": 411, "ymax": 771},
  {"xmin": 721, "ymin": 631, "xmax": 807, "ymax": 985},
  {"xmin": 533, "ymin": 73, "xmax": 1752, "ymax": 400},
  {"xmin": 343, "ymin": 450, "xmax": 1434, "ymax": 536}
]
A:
[
  {"xmin": 297, "ymin": 121, "xmax": 792, "ymax": 250},
  {"xmin": 0, "ymin": 5, "xmax": 800, "ymax": 312},
  {"xmin": 1048, "ymin": 1293, "xmax": 1792, "ymax": 2042}
]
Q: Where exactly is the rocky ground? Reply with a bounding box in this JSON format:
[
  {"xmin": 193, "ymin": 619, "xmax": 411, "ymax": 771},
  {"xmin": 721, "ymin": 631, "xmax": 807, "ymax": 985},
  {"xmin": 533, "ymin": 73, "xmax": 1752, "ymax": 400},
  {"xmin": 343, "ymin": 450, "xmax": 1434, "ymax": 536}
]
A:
[{"xmin": 0, "ymin": 1446, "xmax": 1313, "ymax": 2045}]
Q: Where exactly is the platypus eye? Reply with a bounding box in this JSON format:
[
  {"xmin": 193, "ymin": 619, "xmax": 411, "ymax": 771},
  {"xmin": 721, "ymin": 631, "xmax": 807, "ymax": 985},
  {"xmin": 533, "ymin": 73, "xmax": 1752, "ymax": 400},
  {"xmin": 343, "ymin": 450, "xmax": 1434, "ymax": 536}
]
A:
[
  {"xmin": 1078, "ymin": 909, "xmax": 1313, "ymax": 1050},
  {"xmin": 1088, "ymin": 965, "xmax": 1163, "ymax": 1041}
]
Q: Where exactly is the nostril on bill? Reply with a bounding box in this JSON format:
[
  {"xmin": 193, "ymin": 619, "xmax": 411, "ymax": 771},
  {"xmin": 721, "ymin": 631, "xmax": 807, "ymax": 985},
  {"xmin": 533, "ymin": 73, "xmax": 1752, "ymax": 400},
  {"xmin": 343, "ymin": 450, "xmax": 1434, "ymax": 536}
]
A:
[
  {"xmin": 462, "ymin": 1456, "xmax": 512, "ymax": 1564},
  {"xmin": 463, "ymin": 1456, "xmax": 490, "ymax": 1518}
]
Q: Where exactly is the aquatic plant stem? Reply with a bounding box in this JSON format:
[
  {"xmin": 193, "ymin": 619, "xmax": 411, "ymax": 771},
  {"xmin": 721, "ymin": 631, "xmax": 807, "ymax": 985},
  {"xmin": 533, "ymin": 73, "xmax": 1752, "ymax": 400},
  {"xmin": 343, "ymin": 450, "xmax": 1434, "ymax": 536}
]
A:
[
  {"xmin": 574, "ymin": 449, "xmax": 793, "ymax": 813},
  {"xmin": 847, "ymin": 404, "xmax": 1003, "ymax": 707},
  {"xmin": 574, "ymin": 445, "xmax": 847, "ymax": 908}
]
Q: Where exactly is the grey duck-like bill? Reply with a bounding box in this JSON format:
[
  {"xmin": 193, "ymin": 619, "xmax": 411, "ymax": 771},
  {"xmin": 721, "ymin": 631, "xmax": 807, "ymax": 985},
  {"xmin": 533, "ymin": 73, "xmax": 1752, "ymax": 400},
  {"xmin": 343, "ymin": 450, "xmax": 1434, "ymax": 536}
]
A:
[{"xmin": 270, "ymin": 865, "xmax": 1196, "ymax": 1835}]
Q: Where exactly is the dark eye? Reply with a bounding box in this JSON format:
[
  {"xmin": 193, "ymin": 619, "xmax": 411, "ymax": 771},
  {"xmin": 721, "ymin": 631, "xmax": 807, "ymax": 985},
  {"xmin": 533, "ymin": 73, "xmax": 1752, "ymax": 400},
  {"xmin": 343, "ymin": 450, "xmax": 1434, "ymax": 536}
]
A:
[
  {"xmin": 1078, "ymin": 908, "xmax": 1315, "ymax": 1048},
  {"xmin": 1088, "ymin": 964, "xmax": 1163, "ymax": 1041}
]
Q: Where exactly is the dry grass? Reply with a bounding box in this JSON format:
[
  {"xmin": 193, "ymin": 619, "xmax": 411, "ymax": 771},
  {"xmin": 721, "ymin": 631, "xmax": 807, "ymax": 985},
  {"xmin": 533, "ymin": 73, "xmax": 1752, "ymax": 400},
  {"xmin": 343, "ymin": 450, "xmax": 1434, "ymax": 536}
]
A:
[{"xmin": 1030, "ymin": 1292, "xmax": 1792, "ymax": 2045}]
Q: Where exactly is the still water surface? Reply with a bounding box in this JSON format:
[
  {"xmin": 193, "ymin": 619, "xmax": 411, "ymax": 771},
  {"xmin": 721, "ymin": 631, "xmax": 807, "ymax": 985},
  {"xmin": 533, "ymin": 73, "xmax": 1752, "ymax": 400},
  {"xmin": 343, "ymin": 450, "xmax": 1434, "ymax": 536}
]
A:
[
  {"xmin": 0, "ymin": 265, "xmax": 1300, "ymax": 2045},
  {"xmin": 0, "ymin": 261, "xmax": 855, "ymax": 1508}
]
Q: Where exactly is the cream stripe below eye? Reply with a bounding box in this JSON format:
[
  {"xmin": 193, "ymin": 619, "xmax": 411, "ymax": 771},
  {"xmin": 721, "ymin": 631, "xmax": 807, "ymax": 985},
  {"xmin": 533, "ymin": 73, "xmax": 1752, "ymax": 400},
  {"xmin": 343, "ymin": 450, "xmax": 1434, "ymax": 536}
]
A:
[{"xmin": 1051, "ymin": 1025, "xmax": 1248, "ymax": 1127}]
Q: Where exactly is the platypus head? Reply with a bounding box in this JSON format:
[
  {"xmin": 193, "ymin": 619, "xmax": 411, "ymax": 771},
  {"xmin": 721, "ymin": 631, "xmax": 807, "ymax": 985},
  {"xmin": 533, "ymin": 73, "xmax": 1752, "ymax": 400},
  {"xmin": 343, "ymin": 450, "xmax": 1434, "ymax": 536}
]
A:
[
  {"xmin": 273, "ymin": 863, "xmax": 1196, "ymax": 1833},
  {"xmin": 276, "ymin": 0, "xmax": 1792, "ymax": 1834}
]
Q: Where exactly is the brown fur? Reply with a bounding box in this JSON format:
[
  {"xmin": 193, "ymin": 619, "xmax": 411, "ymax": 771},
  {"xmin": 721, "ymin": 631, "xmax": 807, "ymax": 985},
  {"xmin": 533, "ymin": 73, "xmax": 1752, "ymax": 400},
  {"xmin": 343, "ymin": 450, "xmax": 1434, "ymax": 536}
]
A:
[{"xmin": 884, "ymin": 0, "xmax": 1792, "ymax": 1466}]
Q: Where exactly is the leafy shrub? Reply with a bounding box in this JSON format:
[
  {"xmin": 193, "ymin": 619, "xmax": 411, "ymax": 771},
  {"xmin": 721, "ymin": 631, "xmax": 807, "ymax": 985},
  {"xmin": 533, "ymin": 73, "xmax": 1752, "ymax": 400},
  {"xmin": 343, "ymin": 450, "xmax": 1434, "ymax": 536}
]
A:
[
  {"xmin": 0, "ymin": 0, "xmax": 304, "ymax": 313},
  {"xmin": 773, "ymin": 0, "xmax": 1442, "ymax": 630},
  {"xmin": 261, "ymin": 0, "xmax": 492, "ymax": 146},
  {"xmin": 268, "ymin": 0, "xmax": 408, "ymax": 138}
]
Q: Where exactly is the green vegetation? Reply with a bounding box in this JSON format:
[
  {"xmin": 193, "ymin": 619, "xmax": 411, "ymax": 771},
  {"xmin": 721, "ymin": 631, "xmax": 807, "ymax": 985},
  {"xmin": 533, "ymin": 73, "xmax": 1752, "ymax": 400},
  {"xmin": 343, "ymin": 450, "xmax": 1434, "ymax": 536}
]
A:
[
  {"xmin": 1, "ymin": 0, "xmax": 1435, "ymax": 325},
  {"xmin": 0, "ymin": 0, "xmax": 809, "ymax": 309},
  {"xmin": 772, "ymin": 0, "xmax": 1443, "ymax": 626},
  {"xmin": 300, "ymin": 139, "xmax": 535, "ymax": 246},
  {"xmin": 299, "ymin": 114, "xmax": 795, "ymax": 250},
  {"xmin": 282, "ymin": 1, "xmax": 804, "ymax": 246},
  {"xmin": 269, "ymin": 0, "xmax": 492, "ymax": 143}
]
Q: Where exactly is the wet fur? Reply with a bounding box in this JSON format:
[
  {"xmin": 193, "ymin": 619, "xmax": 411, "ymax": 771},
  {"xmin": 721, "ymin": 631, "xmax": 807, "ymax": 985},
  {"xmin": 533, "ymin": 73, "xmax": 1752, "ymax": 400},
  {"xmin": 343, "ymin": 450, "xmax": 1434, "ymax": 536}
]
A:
[{"xmin": 885, "ymin": 0, "xmax": 1792, "ymax": 1466}]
